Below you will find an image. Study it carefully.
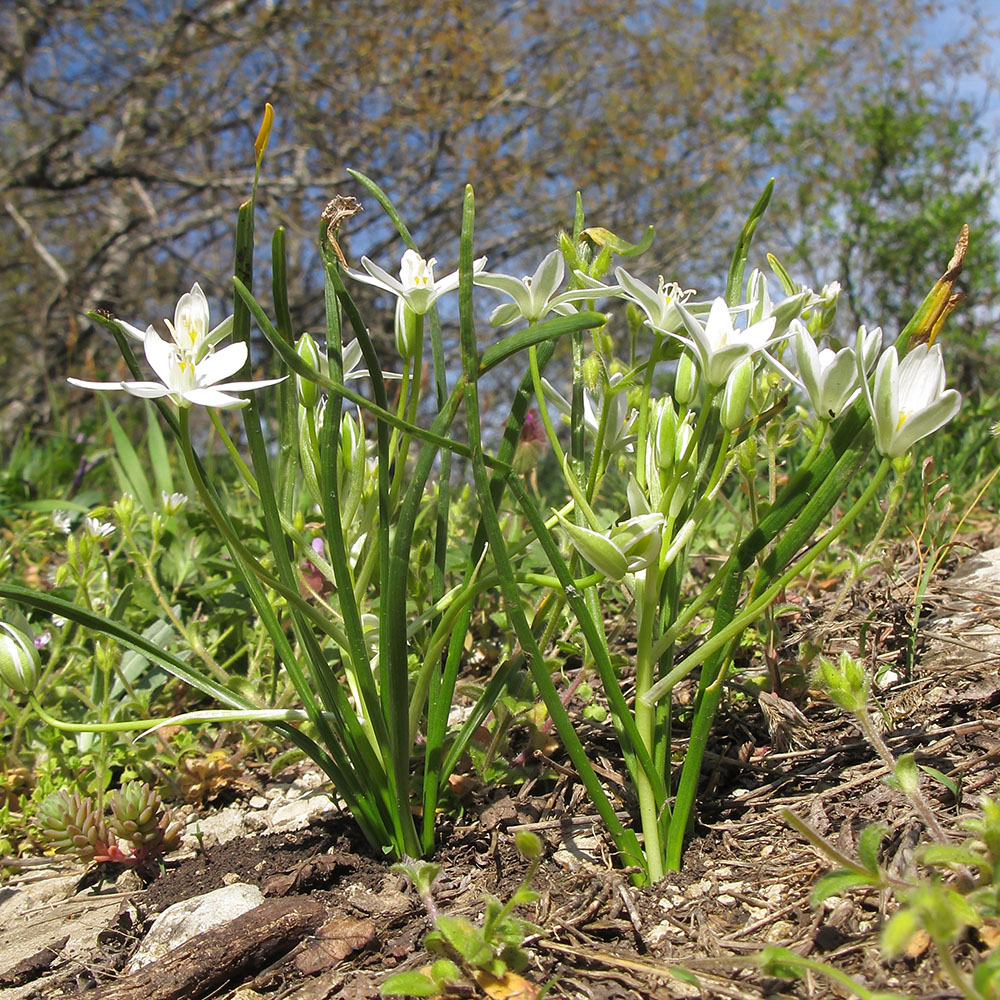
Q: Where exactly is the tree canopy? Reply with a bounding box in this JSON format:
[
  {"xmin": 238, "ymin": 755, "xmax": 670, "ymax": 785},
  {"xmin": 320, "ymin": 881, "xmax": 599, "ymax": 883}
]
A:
[{"xmin": 1, "ymin": 0, "xmax": 997, "ymax": 429}]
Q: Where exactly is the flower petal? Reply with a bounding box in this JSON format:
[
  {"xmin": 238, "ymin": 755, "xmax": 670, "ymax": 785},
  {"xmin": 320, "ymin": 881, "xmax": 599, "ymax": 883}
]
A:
[
  {"xmin": 197, "ymin": 341, "xmax": 249, "ymax": 383},
  {"xmin": 889, "ymin": 389, "xmax": 962, "ymax": 457},
  {"xmin": 183, "ymin": 388, "xmax": 252, "ymax": 409},
  {"xmin": 67, "ymin": 377, "xmax": 126, "ymax": 391}
]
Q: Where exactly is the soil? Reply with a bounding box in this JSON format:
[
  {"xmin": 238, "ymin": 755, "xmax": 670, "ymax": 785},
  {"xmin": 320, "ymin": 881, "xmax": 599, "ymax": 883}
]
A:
[{"xmin": 2, "ymin": 529, "xmax": 1000, "ymax": 1000}]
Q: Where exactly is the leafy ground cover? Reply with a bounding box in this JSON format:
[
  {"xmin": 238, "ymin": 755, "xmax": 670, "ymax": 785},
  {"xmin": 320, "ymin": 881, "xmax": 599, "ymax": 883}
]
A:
[{"xmin": 1, "ymin": 522, "xmax": 999, "ymax": 999}]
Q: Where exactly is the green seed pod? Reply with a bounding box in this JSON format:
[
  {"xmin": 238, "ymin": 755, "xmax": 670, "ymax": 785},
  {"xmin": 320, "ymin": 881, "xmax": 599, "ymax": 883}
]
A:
[{"xmin": 0, "ymin": 621, "xmax": 40, "ymax": 695}]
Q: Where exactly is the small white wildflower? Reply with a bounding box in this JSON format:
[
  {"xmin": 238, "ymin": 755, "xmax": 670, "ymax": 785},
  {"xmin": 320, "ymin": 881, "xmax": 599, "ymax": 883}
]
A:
[
  {"xmin": 52, "ymin": 510, "xmax": 74, "ymax": 534},
  {"xmin": 161, "ymin": 491, "xmax": 189, "ymax": 515},
  {"xmin": 83, "ymin": 517, "xmax": 115, "ymax": 539}
]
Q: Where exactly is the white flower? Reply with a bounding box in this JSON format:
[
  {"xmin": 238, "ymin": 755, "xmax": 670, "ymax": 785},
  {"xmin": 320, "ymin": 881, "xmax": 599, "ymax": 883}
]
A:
[
  {"xmin": 541, "ymin": 371, "xmax": 637, "ymax": 453},
  {"xmin": 615, "ymin": 268, "xmax": 696, "ymax": 335},
  {"xmin": 676, "ymin": 298, "xmax": 776, "ymax": 388},
  {"xmin": 119, "ymin": 283, "xmax": 232, "ymax": 363},
  {"xmin": 161, "ymin": 491, "xmax": 189, "ymax": 515},
  {"xmin": 794, "ymin": 321, "xmax": 882, "ymax": 420},
  {"xmin": 69, "ymin": 327, "xmax": 284, "ymax": 410},
  {"xmin": 52, "ymin": 510, "xmax": 74, "ymax": 534},
  {"xmin": 859, "ymin": 335, "xmax": 961, "ymax": 458},
  {"xmin": 83, "ymin": 517, "xmax": 115, "ymax": 539},
  {"xmin": 347, "ymin": 248, "xmax": 486, "ymax": 316},
  {"xmin": 474, "ymin": 250, "xmax": 596, "ymax": 326}
]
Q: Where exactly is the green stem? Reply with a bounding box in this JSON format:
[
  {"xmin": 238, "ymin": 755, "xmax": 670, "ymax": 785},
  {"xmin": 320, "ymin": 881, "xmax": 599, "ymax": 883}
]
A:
[
  {"xmin": 645, "ymin": 459, "xmax": 891, "ymax": 701},
  {"xmin": 634, "ymin": 568, "xmax": 664, "ymax": 881}
]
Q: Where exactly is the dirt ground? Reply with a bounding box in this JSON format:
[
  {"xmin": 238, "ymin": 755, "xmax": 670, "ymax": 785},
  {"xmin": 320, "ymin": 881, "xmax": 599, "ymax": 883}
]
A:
[{"xmin": 2, "ymin": 529, "xmax": 999, "ymax": 1000}]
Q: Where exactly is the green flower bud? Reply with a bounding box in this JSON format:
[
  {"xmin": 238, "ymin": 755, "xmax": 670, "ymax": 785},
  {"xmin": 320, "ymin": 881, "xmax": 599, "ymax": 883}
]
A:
[
  {"xmin": 515, "ymin": 830, "xmax": 543, "ymax": 860},
  {"xmin": 555, "ymin": 510, "xmax": 663, "ymax": 582},
  {"xmin": 556, "ymin": 512, "xmax": 628, "ymax": 581},
  {"xmin": 0, "ymin": 620, "xmax": 40, "ymax": 695},
  {"xmin": 582, "ymin": 353, "xmax": 603, "ymax": 393},
  {"xmin": 816, "ymin": 651, "xmax": 869, "ymax": 714},
  {"xmin": 298, "ymin": 397, "xmax": 324, "ymax": 508},
  {"xmin": 674, "ymin": 352, "xmax": 699, "ymax": 406},
  {"xmin": 113, "ymin": 493, "xmax": 135, "ymax": 528},
  {"xmin": 653, "ymin": 397, "xmax": 677, "ymax": 476},
  {"xmin": 720, "ymin": 357, "xmax": 753, "ymax": 431},
  {"xmin": 295, "ymin": 332, "xmax": 324, "ymax": 409}
]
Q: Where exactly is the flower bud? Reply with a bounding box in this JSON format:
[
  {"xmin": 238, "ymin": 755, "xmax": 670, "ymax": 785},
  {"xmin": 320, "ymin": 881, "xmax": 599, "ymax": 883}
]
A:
[
  {"xmin": 651, "ymin": 398, "xmax": 677, "ymax": 475},
  {"xmin": 295, "ymin": 332, "xmax": 323, "ymax": 409},
  {"xmin": 582, "ymin": 353, "xmax": 603, "ymax": 393},
  {"xmin": 556, "ymin": 513, "xmax": 628, "ymax": 581},
  {"xmin": 298, "ymin": 397, "xmax": 324, "ymax": 508},
  {"xmin": 674, "ymin": 352, "xmax": 699, "ymax": 406},
  {"xmin": 807, "ymin": 281, "xmax": 841, "ymax": 335},
  {"xmin": 816, "ymin": 651, "xmax": 868, "ymax": 714},
  {"xmin": 0, "ymin": 620, "xmax": 41, "ymax": 695},
  {"xmin": 613, "ymin": 513, "xmax": 663, "ymax": 572},
  {"xmin": 720, "ymin": 357, "xmax": 753, "ymax": 431},
  {"xmin": 338, "ymin": 410, "xmax": 366, "ymax": 497}
]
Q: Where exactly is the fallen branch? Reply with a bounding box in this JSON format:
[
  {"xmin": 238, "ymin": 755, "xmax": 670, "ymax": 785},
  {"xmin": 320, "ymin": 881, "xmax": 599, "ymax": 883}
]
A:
[{"xmin": 89, "ymin": 896, "xmax": 327, "ymax": 1000}]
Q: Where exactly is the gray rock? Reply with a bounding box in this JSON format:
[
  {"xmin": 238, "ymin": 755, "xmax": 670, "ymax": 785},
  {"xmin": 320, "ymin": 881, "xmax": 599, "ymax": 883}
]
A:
[{"xmin": 127, "ymin": 882, "xmax": 265, "ymax": 971}]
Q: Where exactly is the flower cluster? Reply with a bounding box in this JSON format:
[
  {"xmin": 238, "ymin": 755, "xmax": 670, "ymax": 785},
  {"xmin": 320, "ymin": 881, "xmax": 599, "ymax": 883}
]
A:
[{"xmin": 69, "ymin": 283, "xmax": 283, "ymax": 409}]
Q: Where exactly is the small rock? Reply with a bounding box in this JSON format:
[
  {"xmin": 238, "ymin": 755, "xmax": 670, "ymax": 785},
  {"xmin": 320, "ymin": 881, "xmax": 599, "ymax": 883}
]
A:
[
  {"xmin": 268, "ymin": 790, "xmax": 337, "ymax": 832},
  {"xmin": 128, "ymin": 883, "xmax": 265, "ymax": 971}
]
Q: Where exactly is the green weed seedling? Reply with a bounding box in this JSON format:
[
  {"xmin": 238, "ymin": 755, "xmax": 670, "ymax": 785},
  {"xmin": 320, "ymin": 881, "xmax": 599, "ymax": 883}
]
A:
[
  {"xmin": 381, "ymin": 832, "xmax": 546, "ymax": 998},
  {"xmin": 774, "ymin": 653, "xmax": 1000, "ymax": 1000}
]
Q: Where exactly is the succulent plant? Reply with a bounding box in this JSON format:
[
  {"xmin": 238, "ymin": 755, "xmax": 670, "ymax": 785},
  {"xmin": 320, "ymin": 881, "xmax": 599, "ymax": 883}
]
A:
[
  {"xmin": 107, "ymin": 781, "xmax": 183, "ymax": 862},
  {"xmin": 37, "ymin": 781, "xmax": 182, "ymax": 872},
  {"xmin": 37, "ymin": 788, "xmax": 113, "ymax": 863}
]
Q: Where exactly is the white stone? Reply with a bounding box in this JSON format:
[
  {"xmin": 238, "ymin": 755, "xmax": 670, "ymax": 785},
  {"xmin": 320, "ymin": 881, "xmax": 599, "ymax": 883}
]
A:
[
  {"xmin": 267, "ymin": 789, "xmax": 337, "ymax": 832},
  {"xmin": 127, "ymin": 883, "xmax": 264, "ymax": 971}
]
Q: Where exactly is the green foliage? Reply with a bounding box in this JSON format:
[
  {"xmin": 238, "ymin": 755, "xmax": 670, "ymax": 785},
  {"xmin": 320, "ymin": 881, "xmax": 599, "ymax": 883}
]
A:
[{"xmin": 383, "ymin": 836, "xmax": 543, "ymax": 997}]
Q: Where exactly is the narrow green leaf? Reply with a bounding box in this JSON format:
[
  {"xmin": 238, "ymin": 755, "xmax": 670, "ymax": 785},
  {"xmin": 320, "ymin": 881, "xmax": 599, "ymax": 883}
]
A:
[
  {"xmin": 725, "ymin": 179, "xmax": 774, "ymax": 307},
  {"xmin": 812, "ymin": 870, "xmax": 880, "ymax": 905},
  {"xmin": 144, "ymin": 402, "xmax": 173, "ymax": 500},
  {"xmin": 671, "ymin": 967, "xmax": 702, "ymax": 988},
  {"xmin": 99, "ymin": 396, "xmax": 154, "ymax": 513},
  {"xmin": 346, "ymin": 168, "xmax": 416, "ymax": 248},
  {"xmin": 479, "ymin": 311, "xmax": 607, "ymax": 375},
  {"xmin": 918, "ymin": 764, "xmax": 959, "ymax": 799}
]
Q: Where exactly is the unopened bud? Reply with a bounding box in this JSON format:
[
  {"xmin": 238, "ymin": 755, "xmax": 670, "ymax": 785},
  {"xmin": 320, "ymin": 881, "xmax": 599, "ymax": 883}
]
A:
[
  {"xmin": 817, "ymin": 651, "xmax": 869, "ymax": 714},
  {"xmin": 582, "ymin": 353, "xmax": 603, "ymax": 393},
  {"xmin": 720, "ymin": 358, "xmax": 753, "ymax": 431},
  {"xmin": 652, "ymin": 398, "xmax": 677, "ymax": 475},
  {"xmin": 0, "ymin": 620, "xmax": 40, "ymax": 695},
  {"xmin": 295, "ymin": 333, "xmax": 323, "ymax": 409},
  {"xmin": 674, "ymin": 352, "xmax": 699, "ymax": 406}
]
